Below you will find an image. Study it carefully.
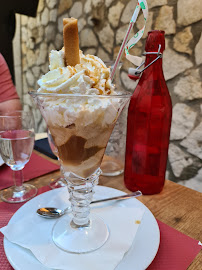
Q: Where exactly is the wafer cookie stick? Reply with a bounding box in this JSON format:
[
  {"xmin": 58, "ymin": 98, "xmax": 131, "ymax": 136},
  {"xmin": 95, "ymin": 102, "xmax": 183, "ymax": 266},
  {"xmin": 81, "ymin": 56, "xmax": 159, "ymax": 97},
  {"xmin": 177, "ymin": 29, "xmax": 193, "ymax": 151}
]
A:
[{"xmin": 63, "ymin": 18, "xmax": 80, "ymax": 66}]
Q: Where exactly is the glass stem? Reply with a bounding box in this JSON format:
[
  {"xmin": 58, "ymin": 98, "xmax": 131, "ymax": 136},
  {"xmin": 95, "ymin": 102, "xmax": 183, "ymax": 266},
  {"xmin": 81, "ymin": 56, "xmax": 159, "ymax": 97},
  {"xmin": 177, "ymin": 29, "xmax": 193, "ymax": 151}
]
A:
[
  {"xmin": 13, "ymin": 169, "xmax": 24, "ymax": 191},
  {"xmin": 60, "ymin": 164, "xmax": 64, "ymax": 177},
  {"xmin": 67, "ymin": 168, "xmax": 101, "ymax": 228}
]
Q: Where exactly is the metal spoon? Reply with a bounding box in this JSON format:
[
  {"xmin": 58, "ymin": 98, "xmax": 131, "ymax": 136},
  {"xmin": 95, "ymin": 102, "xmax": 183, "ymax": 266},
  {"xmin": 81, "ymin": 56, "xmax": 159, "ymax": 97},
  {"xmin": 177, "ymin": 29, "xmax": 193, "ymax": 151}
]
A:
[{"xmin": 37, "ymin": 190, "xmax": 142, "ymax": 218}]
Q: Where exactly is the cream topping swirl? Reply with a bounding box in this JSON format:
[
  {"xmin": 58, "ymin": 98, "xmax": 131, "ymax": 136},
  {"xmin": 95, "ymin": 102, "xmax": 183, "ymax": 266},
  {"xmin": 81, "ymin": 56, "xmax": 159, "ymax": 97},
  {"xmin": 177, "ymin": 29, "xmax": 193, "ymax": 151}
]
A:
[
  {"xmin": 37, "ymin": 49, "xmax": 118, "ymax": 130},
  {"xmin": 38, "ymin": 50, "xmax": 115, "ymax": 95}
]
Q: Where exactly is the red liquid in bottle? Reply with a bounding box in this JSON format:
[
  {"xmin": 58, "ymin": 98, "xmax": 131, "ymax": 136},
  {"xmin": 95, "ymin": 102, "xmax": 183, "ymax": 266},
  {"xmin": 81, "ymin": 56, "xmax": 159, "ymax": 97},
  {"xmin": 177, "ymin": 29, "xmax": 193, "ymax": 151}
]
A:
[{"xmin": 124, "ymin": 31, "xmax": 172, "ymax": 195}]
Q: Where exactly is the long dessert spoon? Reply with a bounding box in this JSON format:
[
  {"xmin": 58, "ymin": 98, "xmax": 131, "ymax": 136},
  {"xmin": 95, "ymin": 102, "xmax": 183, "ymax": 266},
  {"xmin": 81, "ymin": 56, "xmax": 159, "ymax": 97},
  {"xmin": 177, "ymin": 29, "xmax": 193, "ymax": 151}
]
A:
[{"xmin": 37, "ymin": 190, "xmax": 142, "ymax": 218}]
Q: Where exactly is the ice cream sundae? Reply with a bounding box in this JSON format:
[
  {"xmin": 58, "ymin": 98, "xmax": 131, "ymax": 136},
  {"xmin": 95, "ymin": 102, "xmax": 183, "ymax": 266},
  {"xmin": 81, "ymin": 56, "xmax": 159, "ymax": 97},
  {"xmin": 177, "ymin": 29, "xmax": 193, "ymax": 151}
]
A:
[
  {"xmin": 30, "ymin": 17, "xmax": 131, "ymax": 253},
  {"xmin": 36, "ymin": 18, "xmax": 120, "ymax": 178}
]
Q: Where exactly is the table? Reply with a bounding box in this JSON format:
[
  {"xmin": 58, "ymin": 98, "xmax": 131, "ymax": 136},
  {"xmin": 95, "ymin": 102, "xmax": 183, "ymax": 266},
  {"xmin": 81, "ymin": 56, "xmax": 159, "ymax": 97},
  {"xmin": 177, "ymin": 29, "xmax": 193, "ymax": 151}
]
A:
[{"xmin": 2, "ymin": 150, "xmax": 202, "ymax": 269}]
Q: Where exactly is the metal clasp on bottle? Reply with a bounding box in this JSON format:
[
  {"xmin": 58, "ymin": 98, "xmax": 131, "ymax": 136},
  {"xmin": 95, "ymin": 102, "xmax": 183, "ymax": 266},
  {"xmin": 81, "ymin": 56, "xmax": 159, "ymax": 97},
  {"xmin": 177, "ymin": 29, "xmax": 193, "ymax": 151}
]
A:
[{"xmin": 128, "ymin": 44, "xmax": 162, "ymax": 77}]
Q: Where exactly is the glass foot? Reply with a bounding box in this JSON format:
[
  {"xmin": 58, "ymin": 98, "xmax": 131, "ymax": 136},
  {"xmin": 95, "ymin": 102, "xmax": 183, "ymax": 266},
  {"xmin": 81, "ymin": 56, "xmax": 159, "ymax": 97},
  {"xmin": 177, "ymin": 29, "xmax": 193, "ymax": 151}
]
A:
[
  {"xmin": 0, "ymin": 184, "xmax": 37, "ymax": 203},
  {"xmin": 49, "ymin": 177, "xmax": 66, "ymax": 189},
  {"xmin": 52, "ymin": 214, "xmax": 109, "ymax": 253},
  {"xmin": 101, "ymin": 156, "xmax": 124, "ymax": 176}
]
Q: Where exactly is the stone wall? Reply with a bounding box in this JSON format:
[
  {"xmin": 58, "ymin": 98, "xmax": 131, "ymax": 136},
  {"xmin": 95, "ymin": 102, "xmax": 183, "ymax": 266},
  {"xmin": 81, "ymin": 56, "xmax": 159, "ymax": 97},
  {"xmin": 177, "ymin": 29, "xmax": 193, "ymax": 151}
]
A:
[{"xmin": 15, "ymin": 0, "xmax": 202, "ymax": 190}]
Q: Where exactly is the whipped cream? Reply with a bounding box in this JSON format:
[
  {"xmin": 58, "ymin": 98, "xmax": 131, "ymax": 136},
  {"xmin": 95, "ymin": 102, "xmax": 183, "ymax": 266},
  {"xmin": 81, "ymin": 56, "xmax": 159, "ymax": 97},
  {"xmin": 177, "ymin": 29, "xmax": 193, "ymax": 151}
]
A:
[
  {"xmin": 37, "ymin": 49, "xmax": 118, "ymax": 128},
  {"xmin": 38, "ymin": 50, "xmax": 115, "ymax": 95}
]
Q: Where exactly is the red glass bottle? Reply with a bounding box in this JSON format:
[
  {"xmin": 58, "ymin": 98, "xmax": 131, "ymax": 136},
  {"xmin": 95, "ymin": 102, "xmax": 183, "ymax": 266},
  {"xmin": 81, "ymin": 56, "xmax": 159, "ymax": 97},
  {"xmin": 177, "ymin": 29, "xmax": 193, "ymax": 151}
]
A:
[{"xmin": 124, "ymin": 30, "xmax": 172, "ymax": 195}]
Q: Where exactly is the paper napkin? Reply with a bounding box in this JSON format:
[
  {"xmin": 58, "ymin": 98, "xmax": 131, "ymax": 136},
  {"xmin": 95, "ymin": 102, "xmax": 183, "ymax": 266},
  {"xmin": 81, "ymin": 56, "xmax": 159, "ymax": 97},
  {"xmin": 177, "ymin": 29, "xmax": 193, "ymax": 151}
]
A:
[{"xmin": 1, "ymin": 188, "xmax": 145, "ymax": 270}]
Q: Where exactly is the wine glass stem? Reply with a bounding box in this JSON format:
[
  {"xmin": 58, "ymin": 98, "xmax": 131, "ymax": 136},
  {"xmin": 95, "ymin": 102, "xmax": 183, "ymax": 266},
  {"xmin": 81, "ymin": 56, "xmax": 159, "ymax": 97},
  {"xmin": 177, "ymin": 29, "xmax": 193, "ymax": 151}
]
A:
[
  {"xmin": 67, "ymin": 168, "xmax": 101, "ymax": 228},
  {"xmin": 13, "ymin": 169, "xmax": 24, "ymax": 191},
  {"xmin": 59, "ymin": 164, "xmax": 64, "ymax": 176}
]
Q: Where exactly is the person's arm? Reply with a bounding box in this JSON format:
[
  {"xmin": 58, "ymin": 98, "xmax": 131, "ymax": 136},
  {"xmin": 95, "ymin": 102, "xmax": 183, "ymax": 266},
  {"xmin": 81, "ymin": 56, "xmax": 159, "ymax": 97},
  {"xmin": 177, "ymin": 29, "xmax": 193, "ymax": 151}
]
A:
[
  {"xmin": 0, "ymin": 99, "xmax": 22, "ymax": 114},
  {"xmin": 0, "ymin": 53, "xmax": 22, "ymax": 113}
]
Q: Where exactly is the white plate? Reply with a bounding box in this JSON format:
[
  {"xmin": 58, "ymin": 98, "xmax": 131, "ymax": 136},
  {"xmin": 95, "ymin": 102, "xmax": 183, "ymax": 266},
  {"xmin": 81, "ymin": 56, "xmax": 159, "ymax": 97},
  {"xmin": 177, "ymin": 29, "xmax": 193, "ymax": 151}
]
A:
[{"xmin": 4, "ymin": 186, "xmax": 160, "ymax": 270}]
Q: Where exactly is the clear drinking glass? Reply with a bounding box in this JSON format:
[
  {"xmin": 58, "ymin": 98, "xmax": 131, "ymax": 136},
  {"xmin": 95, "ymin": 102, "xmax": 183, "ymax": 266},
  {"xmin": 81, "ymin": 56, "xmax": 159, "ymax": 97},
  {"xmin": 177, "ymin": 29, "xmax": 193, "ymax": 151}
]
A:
[
  {"xmin": 47, "ymin": 129, "xmax": 66, "ymax": 189},
  {"xmin": 30, "ymin": 92, "xmax": 131, "ymax": 253},
  {"xmin": 101, "ymin": 62, "xmax": 128, "ymax": 176},
  {"xmin": 0, "ymin": 110, "xmax": 37, "ymax": 203}
]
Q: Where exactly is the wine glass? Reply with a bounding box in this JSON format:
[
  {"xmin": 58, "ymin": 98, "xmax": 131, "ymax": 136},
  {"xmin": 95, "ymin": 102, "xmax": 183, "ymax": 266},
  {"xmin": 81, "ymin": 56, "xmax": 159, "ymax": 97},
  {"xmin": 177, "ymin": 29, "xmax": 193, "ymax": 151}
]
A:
[
  {"xmin": 0, "ymin": 110, "xmax": 37, "ymax": 203},
  {"xmin": 47, "ymin": 129, "xmax": 67, "ymax": 189},
  {"xmin": 30, "ymin": 92, "xmax": 131, "ymax": 253}
]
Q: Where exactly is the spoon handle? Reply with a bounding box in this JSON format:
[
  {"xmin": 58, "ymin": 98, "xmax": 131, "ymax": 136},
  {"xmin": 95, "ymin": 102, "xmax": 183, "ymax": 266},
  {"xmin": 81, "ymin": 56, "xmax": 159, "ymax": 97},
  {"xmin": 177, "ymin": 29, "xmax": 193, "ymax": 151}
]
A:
[
  {"xmin": 91, "ymin": 190, "xmax": 142, "ymax": 204},
  {"xmin": 64, "ymin": 191, "xmax": 142, "ymax": 213}
]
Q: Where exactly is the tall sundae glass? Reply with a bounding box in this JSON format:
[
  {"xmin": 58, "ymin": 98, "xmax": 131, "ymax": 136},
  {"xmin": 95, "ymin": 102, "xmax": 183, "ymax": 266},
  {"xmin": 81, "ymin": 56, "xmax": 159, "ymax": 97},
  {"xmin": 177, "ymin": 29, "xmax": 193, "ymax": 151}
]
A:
[
  {"xmin": 30, "ymin": 92, "xmax": 130, "ymax": 253},
  {"xmin": 30, "ymin": 18, "xmax": 131, "ymax": 253}
]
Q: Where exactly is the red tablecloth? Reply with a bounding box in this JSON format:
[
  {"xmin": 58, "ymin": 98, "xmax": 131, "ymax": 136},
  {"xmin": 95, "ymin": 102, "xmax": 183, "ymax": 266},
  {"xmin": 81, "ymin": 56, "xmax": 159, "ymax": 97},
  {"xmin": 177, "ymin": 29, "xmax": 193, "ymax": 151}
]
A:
[{"xmin": 0, "ymin": 152, "xmax": 59, "ymax": 190}]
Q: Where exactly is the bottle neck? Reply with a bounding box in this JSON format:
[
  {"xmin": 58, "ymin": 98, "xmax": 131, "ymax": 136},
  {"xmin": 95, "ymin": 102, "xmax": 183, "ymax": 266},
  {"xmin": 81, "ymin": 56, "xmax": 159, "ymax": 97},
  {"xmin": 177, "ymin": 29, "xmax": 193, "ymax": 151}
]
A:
[{"xmin": 143, "ymin": 54, "xmax": 164, "ymax": 77}]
